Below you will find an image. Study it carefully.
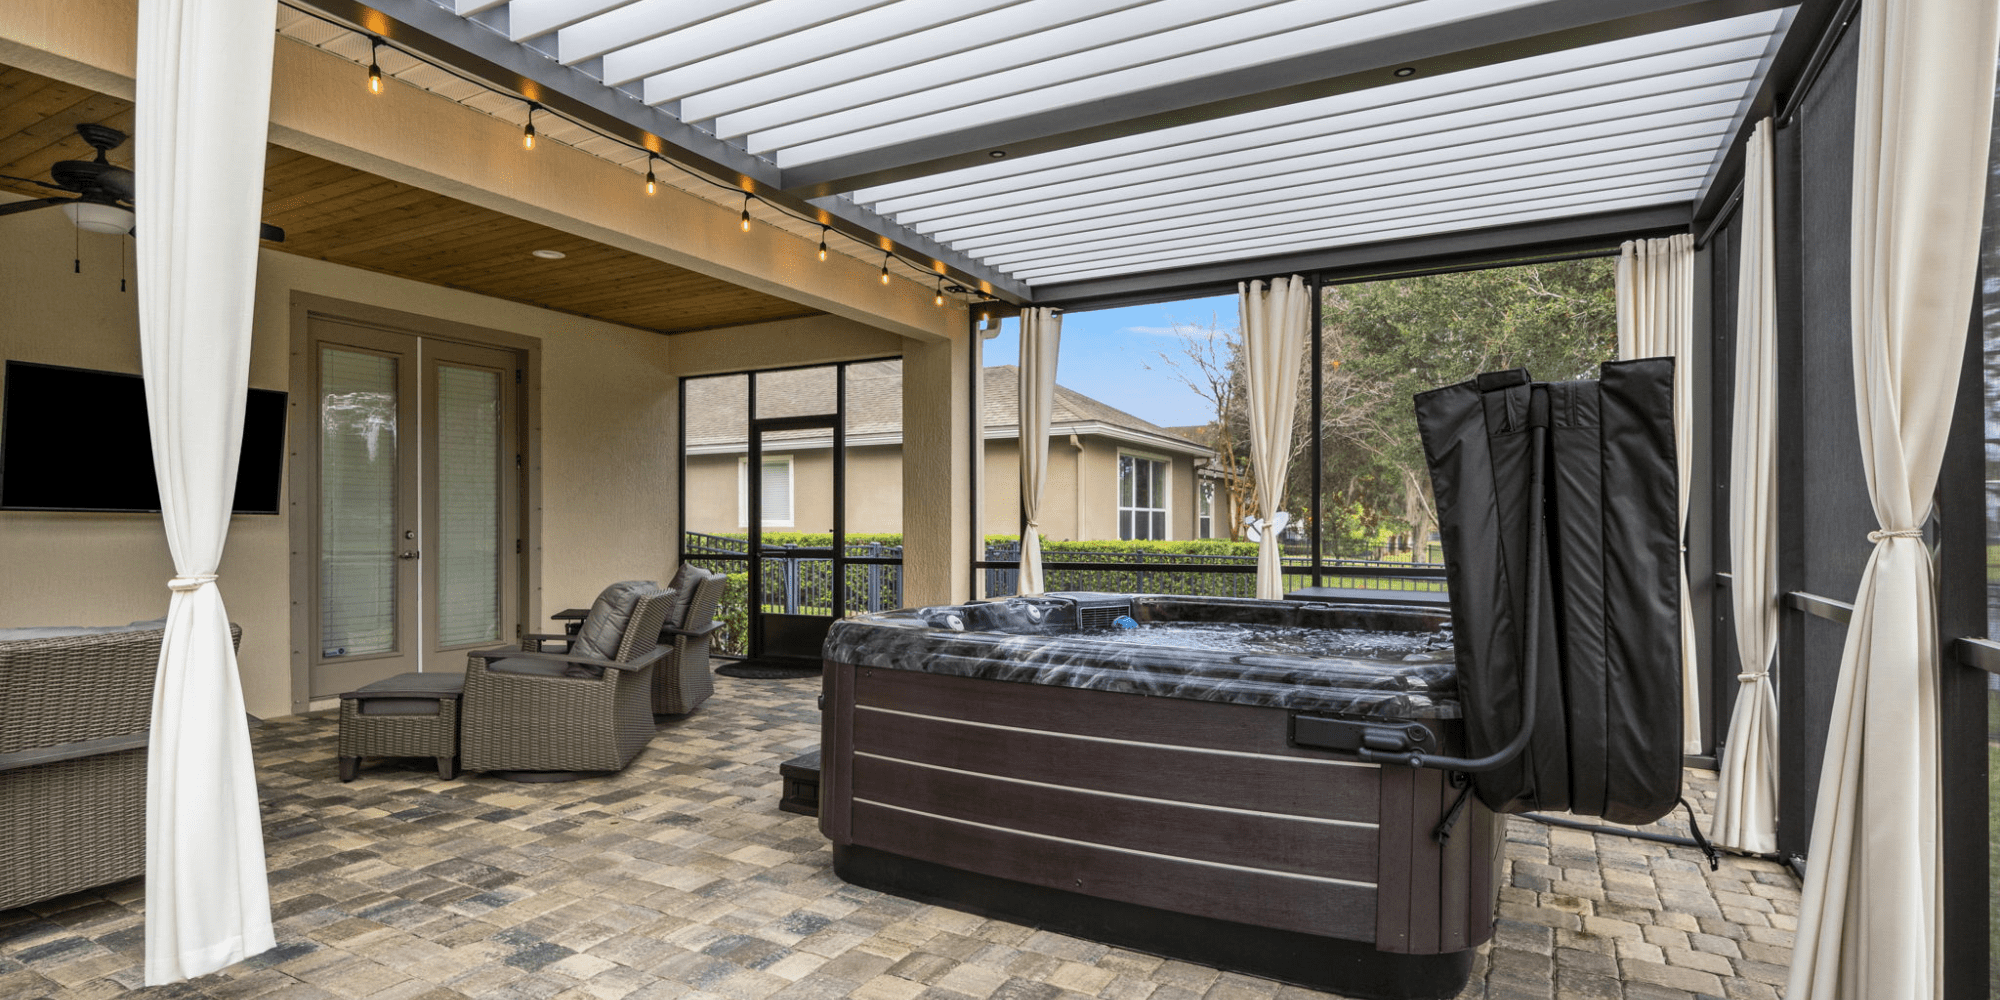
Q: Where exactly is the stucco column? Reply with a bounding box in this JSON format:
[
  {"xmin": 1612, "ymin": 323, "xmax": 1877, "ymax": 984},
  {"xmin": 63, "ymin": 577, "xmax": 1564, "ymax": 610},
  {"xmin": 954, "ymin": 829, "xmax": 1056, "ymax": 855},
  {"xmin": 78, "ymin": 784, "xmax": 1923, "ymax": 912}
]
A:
[{"xmin": 901, "ymin": 324, "xmax": 975, "ymax": 606}]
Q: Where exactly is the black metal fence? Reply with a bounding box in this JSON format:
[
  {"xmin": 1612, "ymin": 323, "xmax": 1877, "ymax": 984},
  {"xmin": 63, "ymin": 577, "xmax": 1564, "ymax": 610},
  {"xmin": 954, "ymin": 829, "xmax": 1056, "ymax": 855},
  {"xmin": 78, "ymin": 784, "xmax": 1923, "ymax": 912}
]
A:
[
  {"xmin": 685, "ymin": 532, "xmax": 904, "ymax": 615},
  {"xmin": 978, "ymin": 541, "xmax": 1445, "ymax": 598}
]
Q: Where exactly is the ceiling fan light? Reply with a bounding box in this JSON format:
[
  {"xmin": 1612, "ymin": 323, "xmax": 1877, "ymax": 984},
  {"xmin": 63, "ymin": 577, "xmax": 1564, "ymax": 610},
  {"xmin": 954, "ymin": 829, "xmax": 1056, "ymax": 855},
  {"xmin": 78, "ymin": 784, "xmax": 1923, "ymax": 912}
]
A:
[{"xmin": 61, "ymin": 201, "xmax": 134, "ymax": 235}]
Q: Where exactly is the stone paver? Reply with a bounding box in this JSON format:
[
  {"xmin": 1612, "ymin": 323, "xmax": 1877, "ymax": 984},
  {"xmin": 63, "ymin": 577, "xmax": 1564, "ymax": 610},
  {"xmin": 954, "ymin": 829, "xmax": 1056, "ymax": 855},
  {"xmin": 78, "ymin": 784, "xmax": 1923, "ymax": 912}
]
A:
[{"xmin": 0, "ymin": 674, "xmax": 1796, "ymax": 999}]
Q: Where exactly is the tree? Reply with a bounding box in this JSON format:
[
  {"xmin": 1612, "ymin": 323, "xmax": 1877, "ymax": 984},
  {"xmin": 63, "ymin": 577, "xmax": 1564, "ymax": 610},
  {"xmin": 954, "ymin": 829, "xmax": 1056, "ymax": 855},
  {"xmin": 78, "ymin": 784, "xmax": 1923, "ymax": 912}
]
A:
[
  {"xmin": 1144, "ymin": 318, "xmax": 1258, "ymax": 540},
  {"xmin": 1319, "ymin": 258, "xmax": 1619, "ymax": 554},
  {"xmin": 1144, "ymin": 259, "xmax": 1616, "ymax": 555}
]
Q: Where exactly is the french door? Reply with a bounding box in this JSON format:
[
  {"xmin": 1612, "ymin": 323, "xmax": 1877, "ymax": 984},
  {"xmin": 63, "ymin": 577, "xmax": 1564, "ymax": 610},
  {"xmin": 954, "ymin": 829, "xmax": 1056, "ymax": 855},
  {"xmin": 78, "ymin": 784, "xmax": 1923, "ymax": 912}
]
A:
[{"xmin": 307, "ymin": 317, "xmax": 522, "ymax": 698}]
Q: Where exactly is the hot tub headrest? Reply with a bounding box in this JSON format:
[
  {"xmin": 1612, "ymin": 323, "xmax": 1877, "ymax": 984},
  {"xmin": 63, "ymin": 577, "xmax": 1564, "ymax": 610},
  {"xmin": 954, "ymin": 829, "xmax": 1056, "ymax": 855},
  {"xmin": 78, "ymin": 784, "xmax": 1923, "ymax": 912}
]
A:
[{"xmin": 917, "ymin": 594, "xmax": 1133, "ymax": 634}]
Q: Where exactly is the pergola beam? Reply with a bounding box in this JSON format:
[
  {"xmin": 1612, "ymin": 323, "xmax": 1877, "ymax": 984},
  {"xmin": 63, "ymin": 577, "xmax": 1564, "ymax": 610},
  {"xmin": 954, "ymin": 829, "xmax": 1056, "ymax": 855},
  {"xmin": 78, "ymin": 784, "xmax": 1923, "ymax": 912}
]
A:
[
  {"xmin": 1031, "ymin": 205, "xmax": 1691, "ymax": 312},
  {"xmin": 779, "ymin": 0, "xmax": 1798, "ymax": 197}
]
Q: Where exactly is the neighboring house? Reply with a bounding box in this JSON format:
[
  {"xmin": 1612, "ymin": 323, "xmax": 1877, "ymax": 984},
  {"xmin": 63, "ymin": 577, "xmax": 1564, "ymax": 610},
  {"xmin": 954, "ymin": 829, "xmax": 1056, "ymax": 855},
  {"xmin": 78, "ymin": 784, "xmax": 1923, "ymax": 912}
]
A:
[{"xmin": 683, "ymin": 362, "xmax": 1217, "ymax": 541}]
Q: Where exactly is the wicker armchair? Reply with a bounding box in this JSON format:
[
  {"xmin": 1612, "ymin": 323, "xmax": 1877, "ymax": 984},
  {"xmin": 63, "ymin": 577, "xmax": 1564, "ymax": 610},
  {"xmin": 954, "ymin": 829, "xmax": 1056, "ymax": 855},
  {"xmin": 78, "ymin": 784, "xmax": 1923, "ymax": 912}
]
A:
[
  {"xmin": 654, "ymin": 568, "xmax": 726, "ymax": 715},
  {"xmin": 458, "ymin": 591, "xmax": 670, "ymax": 780},
  {"xmin": 0, "ymin": 622, "xmax": 242, "ymax": 911}
]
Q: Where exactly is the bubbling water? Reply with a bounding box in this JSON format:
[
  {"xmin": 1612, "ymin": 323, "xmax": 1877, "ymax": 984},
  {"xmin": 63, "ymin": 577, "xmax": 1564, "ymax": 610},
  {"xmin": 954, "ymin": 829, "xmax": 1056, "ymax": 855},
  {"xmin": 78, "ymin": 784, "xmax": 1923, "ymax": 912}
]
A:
[{"xmin": 1073, "ymin": 621, "xmax": 1450, "ymax": 659}]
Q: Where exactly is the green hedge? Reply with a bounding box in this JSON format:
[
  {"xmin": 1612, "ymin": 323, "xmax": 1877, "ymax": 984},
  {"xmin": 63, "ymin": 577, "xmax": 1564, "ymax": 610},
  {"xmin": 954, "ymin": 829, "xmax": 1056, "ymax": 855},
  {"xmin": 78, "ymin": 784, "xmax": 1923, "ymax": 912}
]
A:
[
  {"xmin": 717, "ymin": 572, "xmax": 749, "ymax": 656},
  {"xmin": 696, "ymin": 531, "xmax": 905, "ymax": 550},
  {"xmin": 693, "ymin": 534, "xmax": 1442, "ymax": 657}
]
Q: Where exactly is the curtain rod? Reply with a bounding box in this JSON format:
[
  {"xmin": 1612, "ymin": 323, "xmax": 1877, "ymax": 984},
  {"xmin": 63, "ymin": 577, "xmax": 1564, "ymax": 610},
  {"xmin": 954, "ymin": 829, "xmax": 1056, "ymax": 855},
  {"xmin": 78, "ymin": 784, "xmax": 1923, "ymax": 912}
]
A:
[
  {"xmin": 1776, "ymin": 0, "xmax": 1862, "ymax": 127},
  {"xmin": 1696, "ymin": 183, "xmax": 1744, "ymax": 256}
]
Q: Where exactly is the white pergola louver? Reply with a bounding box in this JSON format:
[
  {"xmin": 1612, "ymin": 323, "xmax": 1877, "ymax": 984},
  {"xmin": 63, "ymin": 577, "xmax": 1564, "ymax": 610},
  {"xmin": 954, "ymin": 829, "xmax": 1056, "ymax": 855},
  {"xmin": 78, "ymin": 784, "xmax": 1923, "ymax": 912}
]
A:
[{"xmin": 421, "ymin": 0, "xmax": 1797, "ymax": 292}]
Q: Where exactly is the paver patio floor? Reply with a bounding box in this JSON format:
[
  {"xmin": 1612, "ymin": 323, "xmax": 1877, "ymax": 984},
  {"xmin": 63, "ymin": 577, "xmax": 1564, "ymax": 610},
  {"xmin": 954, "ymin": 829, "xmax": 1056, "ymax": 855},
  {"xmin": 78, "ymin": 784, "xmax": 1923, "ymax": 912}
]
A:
[{"xmin": 0, "ymin": 673, "xmax": 1796, "ymax": 1000}]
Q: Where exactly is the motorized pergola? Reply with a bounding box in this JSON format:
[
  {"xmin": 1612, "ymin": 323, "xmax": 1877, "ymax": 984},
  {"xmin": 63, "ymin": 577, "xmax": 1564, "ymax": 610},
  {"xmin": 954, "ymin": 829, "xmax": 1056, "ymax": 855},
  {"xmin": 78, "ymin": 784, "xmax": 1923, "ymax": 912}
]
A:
[{"xmin": 317, "ymin": 0, "xmax": 1805, "ymax": 306}]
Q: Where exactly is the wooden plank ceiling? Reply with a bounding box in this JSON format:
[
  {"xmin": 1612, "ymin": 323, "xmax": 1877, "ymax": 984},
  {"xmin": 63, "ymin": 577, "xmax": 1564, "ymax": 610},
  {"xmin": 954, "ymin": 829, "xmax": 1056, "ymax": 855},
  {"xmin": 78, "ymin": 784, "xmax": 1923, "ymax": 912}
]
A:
[{"xmin": 0, "ymin": 64, "xmax": 821, "ymax": 334}]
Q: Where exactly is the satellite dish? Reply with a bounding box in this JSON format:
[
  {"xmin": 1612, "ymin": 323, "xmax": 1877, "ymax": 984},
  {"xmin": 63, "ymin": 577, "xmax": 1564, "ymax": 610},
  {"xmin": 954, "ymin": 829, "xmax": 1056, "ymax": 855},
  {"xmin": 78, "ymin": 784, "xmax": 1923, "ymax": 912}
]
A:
[{"xmin": 1244, "ymin": 511, "xmax": 1291, "ymax": 543}]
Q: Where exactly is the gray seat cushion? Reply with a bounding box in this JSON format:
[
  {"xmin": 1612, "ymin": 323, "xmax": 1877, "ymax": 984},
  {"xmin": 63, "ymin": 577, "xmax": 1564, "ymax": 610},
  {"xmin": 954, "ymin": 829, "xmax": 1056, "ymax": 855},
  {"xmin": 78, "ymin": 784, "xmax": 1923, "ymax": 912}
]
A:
[
  {"xmin": 487, "ymin": 656, "xmax": 574, "ymax": 679},
  {"xmin": 572, "ymin": 580, "xmax": 662, "ymax": 661},
  {"xmin": 342, "ymin": 671, "xmax": 465, "ymax": 715},
  {"xmin": 341, "ymin": 672, "xmax": 465, "ymax": 699},
  {"xmin": 663, "ymin": 564, "xmax": 706, "ymax": 629}
]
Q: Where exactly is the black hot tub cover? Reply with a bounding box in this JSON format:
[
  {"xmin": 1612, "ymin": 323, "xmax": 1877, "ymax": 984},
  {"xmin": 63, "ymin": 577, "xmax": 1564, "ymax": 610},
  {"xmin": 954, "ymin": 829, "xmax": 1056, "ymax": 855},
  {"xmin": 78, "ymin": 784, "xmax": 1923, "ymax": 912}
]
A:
[{"xmin": 1415, "ymin": 358, "xmax": 1682, "ymax": 825}]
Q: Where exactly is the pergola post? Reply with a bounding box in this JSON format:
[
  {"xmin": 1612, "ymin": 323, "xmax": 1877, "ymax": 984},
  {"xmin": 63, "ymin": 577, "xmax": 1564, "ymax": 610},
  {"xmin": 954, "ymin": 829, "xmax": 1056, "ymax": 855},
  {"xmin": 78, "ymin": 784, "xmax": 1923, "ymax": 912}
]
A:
[{"xmin": 899, "ymin": 324, "xmax": 975, "ymax": 607}]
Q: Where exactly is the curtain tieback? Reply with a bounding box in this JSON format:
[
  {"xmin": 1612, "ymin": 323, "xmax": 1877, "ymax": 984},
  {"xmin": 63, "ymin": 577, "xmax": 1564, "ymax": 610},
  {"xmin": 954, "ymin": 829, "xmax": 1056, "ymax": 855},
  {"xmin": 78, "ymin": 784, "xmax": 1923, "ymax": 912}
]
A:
[
  {"xmin": 1736, "ymin": 672, "xmax": 1767, "ymax": 683},
  {"xmin": 168, "ymin": 574, "xmax": 218, "ymax": 592},
  {"xmin": 1866, "ymin": 527, "xmax": 1923, "ymax": 543}
]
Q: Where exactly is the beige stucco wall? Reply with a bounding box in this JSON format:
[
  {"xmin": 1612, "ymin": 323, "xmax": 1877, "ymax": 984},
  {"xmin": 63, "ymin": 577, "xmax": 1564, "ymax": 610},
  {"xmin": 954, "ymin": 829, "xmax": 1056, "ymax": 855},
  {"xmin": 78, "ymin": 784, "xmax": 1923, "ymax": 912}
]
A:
[
  {"xmin": 688, "ymin": 448, "xmax": 908, "ymax": 540},
  {"xmin": 0, "ymin": 203, "xmax": 679, "ymax": 718},
  {"xmin": 976, "ymin": 440, "xmax": 1192, "ymax": 548},
  {"xmin": 983, "ymin": 437, "xmax": 1202, "ymax": 543},
  {"xmin": 683, "ymin": 445, "xmax": 904, "ymax": 537}
]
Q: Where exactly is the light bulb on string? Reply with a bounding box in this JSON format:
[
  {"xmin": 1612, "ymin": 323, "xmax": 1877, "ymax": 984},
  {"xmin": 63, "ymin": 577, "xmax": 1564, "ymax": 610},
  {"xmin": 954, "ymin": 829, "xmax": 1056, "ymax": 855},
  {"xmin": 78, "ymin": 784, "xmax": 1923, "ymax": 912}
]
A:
[
  {"xmin": 880, "ymin": 253, "xmax": 891, "ymax": 285},
  {"xmin": 367, "ymin": 40, "xmax": 383, "ymax": 94},
  {"xmin": 522, "ymin": 103, "xmax": 537, "ymax": 150},
  {"xmin": 645, "ymin": 156, "xmax": 657, "ymax": 195},
  {"xmin": 740, "ymin": 194, "xmax": 752, "ymax": 232},
  {"xmin": 818, "ymin": 226, "xmax": 828, "ymax": 262},
  {"xmin": 935, "ymin": 277, "xmax": 944, "ymax": 307}
]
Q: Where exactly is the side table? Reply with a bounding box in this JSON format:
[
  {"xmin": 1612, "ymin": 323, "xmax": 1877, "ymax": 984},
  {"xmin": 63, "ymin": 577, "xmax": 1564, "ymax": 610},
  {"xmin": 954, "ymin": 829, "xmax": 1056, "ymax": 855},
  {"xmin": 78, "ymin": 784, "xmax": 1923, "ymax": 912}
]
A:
[{"xmin": 338, "ymin": 672, "xmax": 465, "ymax": 781}]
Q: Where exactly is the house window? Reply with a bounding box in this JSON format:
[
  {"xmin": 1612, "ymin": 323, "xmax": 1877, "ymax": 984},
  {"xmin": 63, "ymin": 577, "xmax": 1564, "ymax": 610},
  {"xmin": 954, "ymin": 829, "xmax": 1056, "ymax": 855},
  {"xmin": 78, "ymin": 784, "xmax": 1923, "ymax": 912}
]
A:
[
  {"xmin": 1198, "ymin": 482, "xmax": 1215, "ymax": 539},
  {"xmin": 1118, "ymin": 453, "xmax": 1168, "ymax": 540},
  {"xmin": 738, "ymin": 455, "xmax": 794, "ymax": 527}
]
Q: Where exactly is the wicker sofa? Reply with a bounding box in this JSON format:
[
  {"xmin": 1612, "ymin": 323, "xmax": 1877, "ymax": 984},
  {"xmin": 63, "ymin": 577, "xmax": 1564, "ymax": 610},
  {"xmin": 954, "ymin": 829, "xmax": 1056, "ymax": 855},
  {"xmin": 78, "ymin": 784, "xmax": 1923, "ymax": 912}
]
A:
[{"xmin": 0, "ymin": 621, "xmax": 242, "ymax": 912}]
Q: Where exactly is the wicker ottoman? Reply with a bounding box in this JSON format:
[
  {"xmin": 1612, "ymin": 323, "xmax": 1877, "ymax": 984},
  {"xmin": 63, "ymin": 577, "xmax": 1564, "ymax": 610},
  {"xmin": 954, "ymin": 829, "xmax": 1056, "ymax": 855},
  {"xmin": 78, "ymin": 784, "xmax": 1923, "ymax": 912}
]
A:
[{"xmin": 338, "ymin": 672, "xmax": 464, "ymax": 781}]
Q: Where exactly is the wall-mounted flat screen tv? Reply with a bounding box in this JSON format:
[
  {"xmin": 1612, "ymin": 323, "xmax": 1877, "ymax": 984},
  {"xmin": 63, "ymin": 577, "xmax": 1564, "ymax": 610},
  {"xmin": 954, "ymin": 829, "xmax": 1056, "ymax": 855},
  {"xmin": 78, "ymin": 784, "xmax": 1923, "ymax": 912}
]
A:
[{"xmin": 0, "ymin": 360, "xmax": 288, "ymax": 514}]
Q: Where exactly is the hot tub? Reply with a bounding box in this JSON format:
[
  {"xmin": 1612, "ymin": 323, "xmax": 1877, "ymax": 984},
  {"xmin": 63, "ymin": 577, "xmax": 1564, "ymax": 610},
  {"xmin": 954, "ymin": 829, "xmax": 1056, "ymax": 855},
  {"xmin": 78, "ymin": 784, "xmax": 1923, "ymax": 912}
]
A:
[{"xmin": 819, "ymin": 593, "xmax": 1502, "ymax": 1000}]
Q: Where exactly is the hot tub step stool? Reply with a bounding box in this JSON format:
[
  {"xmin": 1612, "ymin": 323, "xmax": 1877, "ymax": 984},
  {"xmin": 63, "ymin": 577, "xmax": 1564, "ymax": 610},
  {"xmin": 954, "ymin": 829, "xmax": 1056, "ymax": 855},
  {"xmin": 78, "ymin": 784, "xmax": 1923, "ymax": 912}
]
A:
[{"xmin": 779, "ymin": 749, "xmax": 820, "ymax": 816}]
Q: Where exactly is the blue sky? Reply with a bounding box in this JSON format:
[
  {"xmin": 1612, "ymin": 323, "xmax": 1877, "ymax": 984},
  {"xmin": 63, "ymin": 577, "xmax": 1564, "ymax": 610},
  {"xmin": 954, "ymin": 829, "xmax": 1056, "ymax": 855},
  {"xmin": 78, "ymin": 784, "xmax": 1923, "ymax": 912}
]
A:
[{"xmin": 985, "ymin": 293, "xmax": 1238, "ymax": 429}]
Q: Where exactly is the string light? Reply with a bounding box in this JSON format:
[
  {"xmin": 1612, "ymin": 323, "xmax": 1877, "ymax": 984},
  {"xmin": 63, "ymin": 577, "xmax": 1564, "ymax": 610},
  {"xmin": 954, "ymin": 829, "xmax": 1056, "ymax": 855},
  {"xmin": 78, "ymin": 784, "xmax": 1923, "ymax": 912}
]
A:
[{"xmin": 287, "ymin": 3, "xmax": 1021, "ymax": 311}]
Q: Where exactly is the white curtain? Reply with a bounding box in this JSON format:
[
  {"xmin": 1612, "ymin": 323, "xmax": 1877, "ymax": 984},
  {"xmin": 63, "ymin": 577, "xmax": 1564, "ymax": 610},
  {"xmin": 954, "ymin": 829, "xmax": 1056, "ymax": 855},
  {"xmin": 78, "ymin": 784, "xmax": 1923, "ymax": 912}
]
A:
[
  {"xmin": 1239, "ymin": 276, "xmax": 1310, "ymax": 600},
  {"xmin": 1713, "ymin": 119, "xmax": 1780, "ymax": 855},
  {"xmin": 1016, "ymin": 307, "xmax": 1060, "ymax": 595},
  {"xmin": 137, "ymin": 0, "xmax": 279, "ymax": 983},
  {"xmin": 1787, "ymin": 0, "xmax": 1999, "ymax": 995},
  {"xmin": 1615, "ymin": 233, "xmax": 1701, "ymax": 755}
]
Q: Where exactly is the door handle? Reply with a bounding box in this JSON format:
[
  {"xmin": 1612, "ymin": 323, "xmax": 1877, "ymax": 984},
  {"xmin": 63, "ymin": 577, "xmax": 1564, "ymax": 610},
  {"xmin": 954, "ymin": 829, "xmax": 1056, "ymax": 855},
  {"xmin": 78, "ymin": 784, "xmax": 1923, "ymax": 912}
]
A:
[{"xmin": 399, "ymin": 550, "xmax": 421, "ymax": 560}]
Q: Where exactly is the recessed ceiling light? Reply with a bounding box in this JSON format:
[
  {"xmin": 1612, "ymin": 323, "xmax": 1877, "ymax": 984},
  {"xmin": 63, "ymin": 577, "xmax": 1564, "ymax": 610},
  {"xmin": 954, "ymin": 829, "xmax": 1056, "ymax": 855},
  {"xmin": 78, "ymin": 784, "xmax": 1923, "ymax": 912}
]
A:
[
  {"xmin": 531, "ymin": 249, "xmax": 566, "ymax": 259},
  {"xmin": 1393, "ymin": 66, "xmax": 1417, "ymax": 77},
  {"xmin": 988, "ymin": 150, "xmax": 1007, "ymax": 158}
]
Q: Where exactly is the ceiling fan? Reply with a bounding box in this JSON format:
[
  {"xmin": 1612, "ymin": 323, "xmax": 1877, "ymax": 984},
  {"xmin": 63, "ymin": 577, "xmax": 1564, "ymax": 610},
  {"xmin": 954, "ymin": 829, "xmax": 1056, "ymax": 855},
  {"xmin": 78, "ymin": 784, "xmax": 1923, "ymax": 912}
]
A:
[{"xmin": 0, "ymin": 123, "xmax": 284, "ymax": 242}]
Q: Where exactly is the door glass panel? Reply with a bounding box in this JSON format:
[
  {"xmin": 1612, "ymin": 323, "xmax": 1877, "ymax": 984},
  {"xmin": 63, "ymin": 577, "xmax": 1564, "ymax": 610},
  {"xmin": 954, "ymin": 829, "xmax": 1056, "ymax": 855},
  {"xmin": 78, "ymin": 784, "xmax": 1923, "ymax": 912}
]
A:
[
  {"xmin": 435, "ymin": 365, "xmax": 501, "ymax": 647},
  {"xmin": 319, "ymin": 347, "xmax": 398, "ymax": 657}
]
